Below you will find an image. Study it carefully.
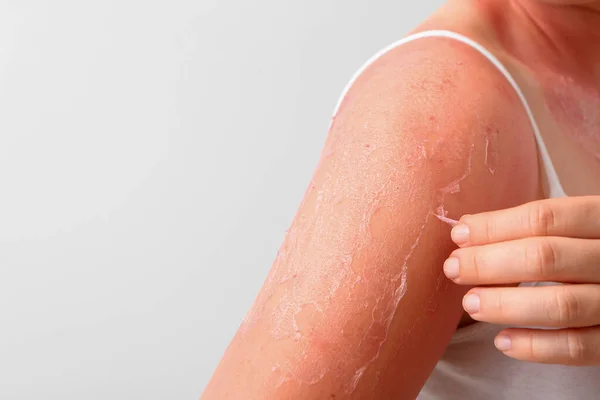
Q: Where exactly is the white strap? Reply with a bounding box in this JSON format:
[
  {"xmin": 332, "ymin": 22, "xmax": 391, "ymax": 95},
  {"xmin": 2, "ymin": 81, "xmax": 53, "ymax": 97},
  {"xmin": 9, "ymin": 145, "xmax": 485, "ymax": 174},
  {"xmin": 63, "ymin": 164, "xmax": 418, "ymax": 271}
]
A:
[{"xmin": 333, "ymin": 29, "xmax": 566, "ymax": 198}]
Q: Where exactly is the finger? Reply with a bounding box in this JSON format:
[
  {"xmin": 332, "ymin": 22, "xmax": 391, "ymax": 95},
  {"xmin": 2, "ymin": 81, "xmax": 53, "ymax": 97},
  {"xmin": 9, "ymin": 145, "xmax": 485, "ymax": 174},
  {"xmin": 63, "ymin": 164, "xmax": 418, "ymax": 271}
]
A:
[
  {"xmin": 463, "ymin": 285, "xmax": 600, "ymax": 328},
  {"xmin": 494, "ymin": 327, "xmax": 600, "ymax": 366},
  {"xmin": 450, "ymin": 196, "xmax": 600, "ymax": 247},
  {"xmin": 444, "ymin": 237, "xmax": 600, "ymax": 285}
]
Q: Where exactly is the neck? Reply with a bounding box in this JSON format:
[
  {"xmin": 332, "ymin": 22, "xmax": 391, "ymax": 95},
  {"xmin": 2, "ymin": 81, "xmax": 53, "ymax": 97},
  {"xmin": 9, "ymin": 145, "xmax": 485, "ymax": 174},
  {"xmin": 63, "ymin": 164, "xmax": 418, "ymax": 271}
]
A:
[{"xmin": 484, "ymin": 0, "xmax": 600, "ymax": 83}]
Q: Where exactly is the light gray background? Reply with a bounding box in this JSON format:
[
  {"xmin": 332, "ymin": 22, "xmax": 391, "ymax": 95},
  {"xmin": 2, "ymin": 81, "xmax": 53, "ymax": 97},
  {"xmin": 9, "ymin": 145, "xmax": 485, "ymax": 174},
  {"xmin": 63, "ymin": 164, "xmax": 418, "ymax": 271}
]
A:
[{"xmin": 0, "ymin": 1, "xmax": 444, "ymax": 398}]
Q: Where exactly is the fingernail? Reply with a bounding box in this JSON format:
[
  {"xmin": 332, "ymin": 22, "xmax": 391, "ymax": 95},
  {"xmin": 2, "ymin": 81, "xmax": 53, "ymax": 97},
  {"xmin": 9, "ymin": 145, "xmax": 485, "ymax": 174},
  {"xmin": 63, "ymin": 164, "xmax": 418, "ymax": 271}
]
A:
[
  {"xmin": 443, "ymin": 257, "xmax": 460, "ymax": 280},
  {"xmin": 463, "ymin": 293, "xmax": 480, "ymax": 314},
  {"xmin": 495, "ymin": 335, "xmax": 512, "ymax": 352},
  {"xmin": 451, "ymin": 223, "xmax": 470, "ymax": 245}
]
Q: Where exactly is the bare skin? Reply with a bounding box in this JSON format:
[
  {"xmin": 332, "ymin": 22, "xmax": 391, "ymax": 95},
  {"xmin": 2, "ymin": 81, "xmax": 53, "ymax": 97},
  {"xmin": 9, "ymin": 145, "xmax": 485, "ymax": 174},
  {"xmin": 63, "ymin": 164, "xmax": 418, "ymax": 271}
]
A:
[
  {"xmin": 425, "ymin": 0, "xmax": 600, "ymax": 195},
  {"xmin": 202, "ymin": 0, "xmax": 600, "ymax": 398},
  {"xmin": 447, "ymin": 196, "xmax": 600, "ymax": 365},
  {"xmin": 425, "ymin": 0, "xmax": 600, "ymax": 327}
]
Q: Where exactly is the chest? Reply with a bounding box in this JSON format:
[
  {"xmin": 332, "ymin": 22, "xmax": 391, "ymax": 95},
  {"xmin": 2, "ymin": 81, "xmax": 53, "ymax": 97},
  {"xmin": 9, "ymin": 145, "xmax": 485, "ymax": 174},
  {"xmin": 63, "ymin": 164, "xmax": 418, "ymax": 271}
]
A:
[
  {"xmin": 544, "ymin": 75, "xmax": 600, "ymax": 160},
  {"xmin": 524, "ymin": 70, "xmax": 600, "ymax": 196}
]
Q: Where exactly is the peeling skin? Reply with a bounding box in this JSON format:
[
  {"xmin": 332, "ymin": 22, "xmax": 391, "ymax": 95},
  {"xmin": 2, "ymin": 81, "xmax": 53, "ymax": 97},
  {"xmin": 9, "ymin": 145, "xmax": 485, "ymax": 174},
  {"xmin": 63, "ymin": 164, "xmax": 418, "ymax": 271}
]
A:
[
  {"xmin": 433, "ymin": 142, "xmax": 475, "ymax": 227},
  {"xmin": 238, "ymin": 91, "xmax": 488, "ymax": 395},
  {"xmin": 479, "ymin": 0, "xmax": 600, "ymax": 164},
  {"xmin": 348, "ymin": 136, "xmax": 479, "ymax": 389},
  {"xmin": 434, "ymin": 205, "xmax": 459, "ymax": 227},
  {"xmin": 239, "ymin": 138, "xmax": 421, "ymax": 393},
  {"xmin": 484, "ymin": 127, "xmax": 499, "ymax": 175},
  {"xmin": 348, "ymin": 211, "xmax": 432, "ymax": 394},
  {"xmin": 204, "ymin": 36, "xmax": 540, "ymax": 400},
  {"xmin": 239, "ymin": 123, "xmax": 481, "ymax": 394},
  {"xmin": 443, "ymin": 143, "xmax": 474, "ymax": 193}
]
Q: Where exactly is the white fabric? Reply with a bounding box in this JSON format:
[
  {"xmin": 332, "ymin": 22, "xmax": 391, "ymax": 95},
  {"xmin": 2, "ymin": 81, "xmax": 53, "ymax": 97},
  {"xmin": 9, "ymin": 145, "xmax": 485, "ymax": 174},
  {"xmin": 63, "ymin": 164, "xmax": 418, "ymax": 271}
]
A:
[
  {"xmin": 418, "ymin": 308, "xmax": 600, "ymax": 399},
  {"xmin": 334, "ymin": 30, "xmax": 600, "ymax": 399}
]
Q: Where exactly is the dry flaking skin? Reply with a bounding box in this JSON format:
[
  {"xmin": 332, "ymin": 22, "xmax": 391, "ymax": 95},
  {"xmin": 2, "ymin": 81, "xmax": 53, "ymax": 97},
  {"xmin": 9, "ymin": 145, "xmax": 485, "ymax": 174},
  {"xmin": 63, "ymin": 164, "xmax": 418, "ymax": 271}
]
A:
[
  {"xmin": 238, "ymin": 74, "xmax": 499, "ymax": 395},
  {"xmin": 484, "ymin": 127, "xmax": 500, "ymax": 175},
  {"xmin": 434, "ymin": 142, "xmax": 475, "ymax": 226}
]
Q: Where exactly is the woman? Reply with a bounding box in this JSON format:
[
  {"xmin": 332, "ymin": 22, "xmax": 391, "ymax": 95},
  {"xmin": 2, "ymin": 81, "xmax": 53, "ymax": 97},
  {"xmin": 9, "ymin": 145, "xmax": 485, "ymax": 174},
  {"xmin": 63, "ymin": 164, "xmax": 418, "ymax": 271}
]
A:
[{"xmin": 202, "ymin": 0, "xmax": 600, "ymax": 398}]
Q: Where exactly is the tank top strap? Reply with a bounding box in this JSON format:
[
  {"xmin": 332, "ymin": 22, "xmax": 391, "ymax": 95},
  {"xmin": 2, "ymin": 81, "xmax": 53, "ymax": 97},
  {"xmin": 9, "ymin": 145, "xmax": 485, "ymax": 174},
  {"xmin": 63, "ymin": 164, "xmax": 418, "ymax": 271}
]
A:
[{"xmin": 333, "ymin": 29, "xmax": 567, "ymax": 199}]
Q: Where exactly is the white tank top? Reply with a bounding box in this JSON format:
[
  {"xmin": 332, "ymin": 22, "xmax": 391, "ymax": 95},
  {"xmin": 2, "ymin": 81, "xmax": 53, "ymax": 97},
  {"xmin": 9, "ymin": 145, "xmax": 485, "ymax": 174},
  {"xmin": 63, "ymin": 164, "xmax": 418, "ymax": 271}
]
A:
[{"xmin": 334, "ymin": 30, "xmax": 600, "ymax": 399}]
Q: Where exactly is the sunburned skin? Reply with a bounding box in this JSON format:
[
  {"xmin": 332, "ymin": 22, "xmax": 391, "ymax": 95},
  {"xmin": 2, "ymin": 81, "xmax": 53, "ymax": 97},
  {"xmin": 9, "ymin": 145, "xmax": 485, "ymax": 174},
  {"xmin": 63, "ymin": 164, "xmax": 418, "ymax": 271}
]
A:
[
  {"xmin": 434, "ymin": 122, "xmax": 501, "ymax": 226},
  {"xmin": 200, "ymin": 1, "xmax": 600, "ymax": 399},
  {"xmin": 542, "ymin": 73, "xmax": 600, "ymax": 161},
  {"xmin": 241, "ymin": 127, "xmax": 435, "ymax": 392},
  {"xmin": 236, "ymin": 55, "xmax": 510, "ymax": 395},
  {"xmin": 202, "ymin": 36, "xmax": 540, "ymax": 399},
  {"xmin": 477, "ymin": 0, "xmax": 600, "ymax": 165},
  {"xmin": 433, "ymin": 142, "xmax": 475, "ymax": 226},
  {"xmin": 241, "ymin": 132, "xmax": 470, "ymax": 393},
  {"xmin": 484, "ymin": 127, "xmax": 500, "ymax": 174},
  {"xmin": 434, "ymin": 206, "xmax": 460, "ymax": 227}
]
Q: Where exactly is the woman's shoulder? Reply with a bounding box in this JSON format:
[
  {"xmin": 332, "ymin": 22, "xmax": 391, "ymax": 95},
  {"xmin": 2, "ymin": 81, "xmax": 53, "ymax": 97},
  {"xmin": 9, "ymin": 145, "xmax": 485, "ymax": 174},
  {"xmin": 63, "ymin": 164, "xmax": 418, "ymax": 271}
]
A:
[{"xmin": 335, "ymin": 25, "xmax": 542, "ymax": 198}]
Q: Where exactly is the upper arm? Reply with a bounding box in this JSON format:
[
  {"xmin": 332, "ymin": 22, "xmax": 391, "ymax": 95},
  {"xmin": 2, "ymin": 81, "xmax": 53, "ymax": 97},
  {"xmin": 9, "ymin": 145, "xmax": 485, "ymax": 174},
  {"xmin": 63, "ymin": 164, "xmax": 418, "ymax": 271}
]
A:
[{"xmin": 202, "ymin": 38, "xmax": 541, "ymax": 399}]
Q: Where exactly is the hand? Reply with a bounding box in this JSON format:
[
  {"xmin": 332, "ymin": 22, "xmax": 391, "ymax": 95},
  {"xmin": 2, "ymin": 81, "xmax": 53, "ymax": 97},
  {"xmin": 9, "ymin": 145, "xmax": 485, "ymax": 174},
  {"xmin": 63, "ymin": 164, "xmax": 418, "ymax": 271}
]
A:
[{"xmin": 442, "ymin": 196, "xmax": 600, "ymax": 366}]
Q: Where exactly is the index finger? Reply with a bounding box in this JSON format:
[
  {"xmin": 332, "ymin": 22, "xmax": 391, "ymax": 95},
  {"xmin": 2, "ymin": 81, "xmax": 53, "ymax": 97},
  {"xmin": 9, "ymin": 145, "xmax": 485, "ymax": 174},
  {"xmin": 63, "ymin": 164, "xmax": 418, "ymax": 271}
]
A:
[{"xmin": 451, "ymin": 196, "xmax": 600, "ymax": 246}]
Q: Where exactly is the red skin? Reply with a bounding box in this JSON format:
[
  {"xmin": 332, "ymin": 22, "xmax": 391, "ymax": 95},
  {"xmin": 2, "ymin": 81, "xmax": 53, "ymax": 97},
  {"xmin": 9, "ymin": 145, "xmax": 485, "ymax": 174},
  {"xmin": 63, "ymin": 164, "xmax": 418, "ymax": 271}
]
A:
[
  {"xmin": 475, "ymin": 0, "xmax": 600, "ymax": 189},
  {"xmin": 202, "ymin": 40, "xmax": 540, "ymax": 400},
  {"xmin": 202, "ymin": 1, "xmax": 600, "ymax": 398}
]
